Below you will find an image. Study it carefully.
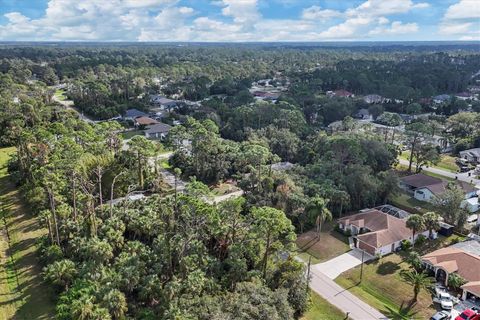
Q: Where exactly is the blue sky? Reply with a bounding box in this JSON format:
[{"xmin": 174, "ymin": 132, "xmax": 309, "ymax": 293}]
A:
[{"xmin": 0, "ymin": 0, "xmax": 478, "ymax": 41}]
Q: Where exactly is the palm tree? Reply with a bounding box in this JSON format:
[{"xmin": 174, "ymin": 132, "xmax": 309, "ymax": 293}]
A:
[
  {"xmin": 406, "ymin": 214, "xmax": 425, "ymax": 247},
  {"xmin": 405, "ymin": 251, "xmax": 422, "ymax": 271},
  {"xmin": 44, "ymin": 259, "xmax": 77, "ymax": 290},
  {"xmin": 71, "ymin": 295, "xmax": 95, "ymax": 320},
  {"xmin": 307, "ymin": 196, "xmax": 332, "ymax": 239},
  {"xmin": 400, "ymin": 269, "xmax": 434, "ymax": 301},
  {"xmin": 103, "ymin": 289, "xmax": 128, "ymax": 320},
  {"xmin": 423, "ymin": 211, "xmax": 440, "ymax": 239}
]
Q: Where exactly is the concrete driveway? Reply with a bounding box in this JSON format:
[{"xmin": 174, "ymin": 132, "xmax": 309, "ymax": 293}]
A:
[{"xmin": 312, "ymin": 249, "xmax": 373, "ymax": 279}]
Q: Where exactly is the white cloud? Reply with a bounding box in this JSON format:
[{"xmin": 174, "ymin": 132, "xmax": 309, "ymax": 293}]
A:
[
  {"xmin": 439, "ymin": 0, "xmax": 480, "ymax": 39},
  {"xmin": 220, "ymin": 0, "xmax": 260, "ymax": 24},
  {"xmin": 346, "ymin": 0, "xmax": 430, "ymax": 17},
  {"xmin": 0, "ymin": 0, "xmax": 431, "ymax": 41},
  {"xmin": 444, "ymin": 0, "xmax": 480, "ymax": 20},
  {"xmin": 370, "ymin": 21, "xmax": 418, "ymax": 35},
  {"xmin": 378, "ymin": 17, "xmax": 390, "ymax": 25},
  {"xmin": 302, "ymin": 6, "xmax": 342, "ymax": 20},
  {"xmin": 439, "ymin": 22, "xmax": 472, "ymax": 35}
]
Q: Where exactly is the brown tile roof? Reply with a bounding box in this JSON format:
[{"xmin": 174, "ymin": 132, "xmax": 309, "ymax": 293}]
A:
[
  {"xmin": 135, "ymin": 116, "xmax": 159, "ymax": 126},
  {"xmin": 338, "ymin": 209, "xmax": 414, "ymax": 248},
  {"xmin": 400, "ymin": 173, "xmax": 442, "ymax": 188},
  {"xmin": 422, "ymin": 247, "xmax": 480, "ymax": 284},
  {"xmin": 461, "ymin": 281, "xmax": 480, "ymax": 297},
  {"xmin": 334, "ymin": 89, "xmax": 353, "ymax": 97}
]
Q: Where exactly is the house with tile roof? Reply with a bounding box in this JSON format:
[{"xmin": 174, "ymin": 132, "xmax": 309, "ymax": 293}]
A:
[
  {"xmin": 399, "ymin": 174, "xmax": 478, "ymax": 212},
  {"xmin": 134, "ymin": 116, "xmax": 159, "ymax": 127},
  {"xmin": 144, "ymin": 123, "xmax": 172, "ymax": 139},
  {"xmin": 338, "ymin": 209, "xmax": 431, "ymax": 256},
  {"xmin": 422, "ymin": 246, "xmax": 480, "ymax": 300}
]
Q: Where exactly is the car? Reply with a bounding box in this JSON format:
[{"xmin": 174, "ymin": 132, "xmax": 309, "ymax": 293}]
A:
[
  {"xmin": 431, "ymin": 310, "xmax": 451, "ymax": 320},
  {"xmin": 439, "ymin": 292, "xmax": 454, "ymax": 310},
  {"xmin": 459, "ymin": 166, "xmax": 471, "ymax": 173},
  {"xmin": 433, "ymin": 289, "xmax": 454, "ymax": 310},
  {"xmin": 455, "ymin": 309, "xmax": 478, "ymax": 320}
]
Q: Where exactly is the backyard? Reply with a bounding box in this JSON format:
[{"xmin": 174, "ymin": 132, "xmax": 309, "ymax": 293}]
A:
[
  {"xmin": 296, "ymin": 222, "xmax": 350, "ymax": 264},
  {"xmin": 0, "ymin": 147, "xmax": 55, "ymax": 319},
  {"xmin": 388, "ymin": 191, "xmax": 437, "ymax": 215}
]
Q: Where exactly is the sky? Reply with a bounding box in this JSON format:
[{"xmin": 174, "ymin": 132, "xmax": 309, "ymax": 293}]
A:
[{"xmin": 0, "ymin": 0, "xmax": 478, "ymax": 42}]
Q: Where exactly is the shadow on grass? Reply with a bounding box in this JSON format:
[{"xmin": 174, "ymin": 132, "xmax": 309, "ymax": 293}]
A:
[
  {"xmin": 382, "ymin": 300, "xmax": 418, "ymax": 320},
  {"xmin": 376, "ymin": 261, "xmax": 401, "ymax": 275}
]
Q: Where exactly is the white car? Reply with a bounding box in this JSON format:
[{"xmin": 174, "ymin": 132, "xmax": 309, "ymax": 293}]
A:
[
  {"xmin": 430, "ymin": 310, "xmax": 450, "ymax": 320},
  {"xmin": 434, "ymin": 292, "xmax": 454, "ymax": 310}
]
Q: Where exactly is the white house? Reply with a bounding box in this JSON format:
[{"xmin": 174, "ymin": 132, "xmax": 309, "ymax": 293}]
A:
[
  {"xmin": 144, "ymin": 123, "xmax": 172, "ymax": 139},
  {"xmin": 401, "ymin": 174, "xmax": 478, "ymax": 212},
  {"xmin": 363, "ymin": 94, "xmax": 384, "ymax": 104},
  {"xmin": 459, "ymin": 148, "xmax": 480, "ymax": 164}
]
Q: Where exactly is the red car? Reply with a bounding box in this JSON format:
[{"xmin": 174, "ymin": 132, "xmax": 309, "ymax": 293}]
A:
[{"xmin": 455, "ymin": 309, "xmax": 478, "ymax": 320}]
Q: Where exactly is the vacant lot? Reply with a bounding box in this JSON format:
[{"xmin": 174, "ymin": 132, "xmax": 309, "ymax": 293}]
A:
[
  {"xmin": 296, "ymin": 222, "xmax": 350, "ymax": 264},
  {"xmin": 335, "ymin": 253, "xmax": 437, "ymax": 319},
  {"xmin": 0, "ymin": 147, "xmax": 55, "ymax": 319}
]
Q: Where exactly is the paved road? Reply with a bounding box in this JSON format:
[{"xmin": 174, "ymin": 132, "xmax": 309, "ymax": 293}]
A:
[
  {"xmin": 312, "ymin": 249, "xmax": 373, "ymax": 279},
  {"xmin": 398, "ymin": 158, "xmax": 480, "ymax": 185},
  {"xmin": 309, "ymin": 268, "xmax": 387, "ymax": 320},
  {"xmin": 52, "ymin": 95, "xmax": 96, "ymax": 123}
]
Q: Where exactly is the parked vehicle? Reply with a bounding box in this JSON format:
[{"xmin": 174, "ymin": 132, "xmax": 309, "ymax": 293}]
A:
[
  {"xmin": 431, "ymin": 310, "xmax": 450, "ymax": 320},
  {"xmin": 455, "ymin": 309, "xmax": 478, "ymax": 320},
  {"xmin": 433, "ymin": 291, "xmax": 454, "ymax": 310}
]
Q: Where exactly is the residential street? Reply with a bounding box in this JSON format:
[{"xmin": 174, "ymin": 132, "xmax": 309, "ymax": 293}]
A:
[
  {"xmin": 52, "ymin": 94, "xmax": 96, "ymax": 123},
  {"xmin": 398, "ymin": 158, "xmax": 480, "ymax": 185},
  {"xmin": 309, "ymin": 268, "xmax": 387, "ymax": 320}
]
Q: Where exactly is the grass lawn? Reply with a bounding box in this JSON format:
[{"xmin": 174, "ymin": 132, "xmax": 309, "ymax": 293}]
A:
[
  {"xmin": 335, "ymin": 253, "xmax": 437, "ymax": 320},
  {"xmin": 54, "ymin": 89, "xmax": 67, "ymax": 101},
  {"xmin": 395, "ymin": 164, "xmax": 454, "ymax": 182},
  {"xmin": 301, "ymin": 290, "xmax": 346, "ymax": 320},
  {"xmin": 400, "ymin": 151, "xmax": 458, "ymax": 173},
  {"xmin": 388, "ymin": 191, "xmax": 437, "ymax": 215},
  {"xmin": 121, "ymin": 129, "xmax": 144, "ymax": 139},
  {"xmin": 296, "ymin": 222, "xmax": 350, "ymax": 263},
  {"xmin": 0, "ymin": 147, "xmax": 55, "ymax": 319}
]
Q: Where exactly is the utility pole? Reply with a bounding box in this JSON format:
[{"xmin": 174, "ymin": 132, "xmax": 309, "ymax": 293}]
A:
[
  {"xmin": 359, "ymin": 249, "xmax": 365, "ymax": 283},
  {"xmin": 306, "ymin": 256, "xmax": 312, "ymax": 292}
]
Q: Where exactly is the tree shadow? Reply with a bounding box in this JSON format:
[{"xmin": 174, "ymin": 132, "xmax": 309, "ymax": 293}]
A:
[
  {"xmin": 382, "ymin": 300, "xmax": 418, "ymax": 320},
  {"xmin": 376, "ymin": 261, "xmax": 401, "ymax": 275}
]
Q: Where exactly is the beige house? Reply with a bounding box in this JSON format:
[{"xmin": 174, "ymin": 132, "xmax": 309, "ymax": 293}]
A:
[
  {"xmin": 422, "ymin": 247, "xmax": 480, "ymax": 300},
  {"xmin": 338, "ymin": 209, "xmax": 431, "ymax": 256}
]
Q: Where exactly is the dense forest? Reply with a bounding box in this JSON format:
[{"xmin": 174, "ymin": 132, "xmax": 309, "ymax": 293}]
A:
[{"xmin": 0, "ymin": 43, "xmax": 479, "ymax": 319}]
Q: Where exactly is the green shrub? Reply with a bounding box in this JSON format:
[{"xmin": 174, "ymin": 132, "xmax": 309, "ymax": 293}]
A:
[
  {"xmin": 415, "ymin": 234, "xmax": 427, "ymax": 246},
  {"xmin": 401, "ymin": 239, "xmax": 412, "ymax": 251}
]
